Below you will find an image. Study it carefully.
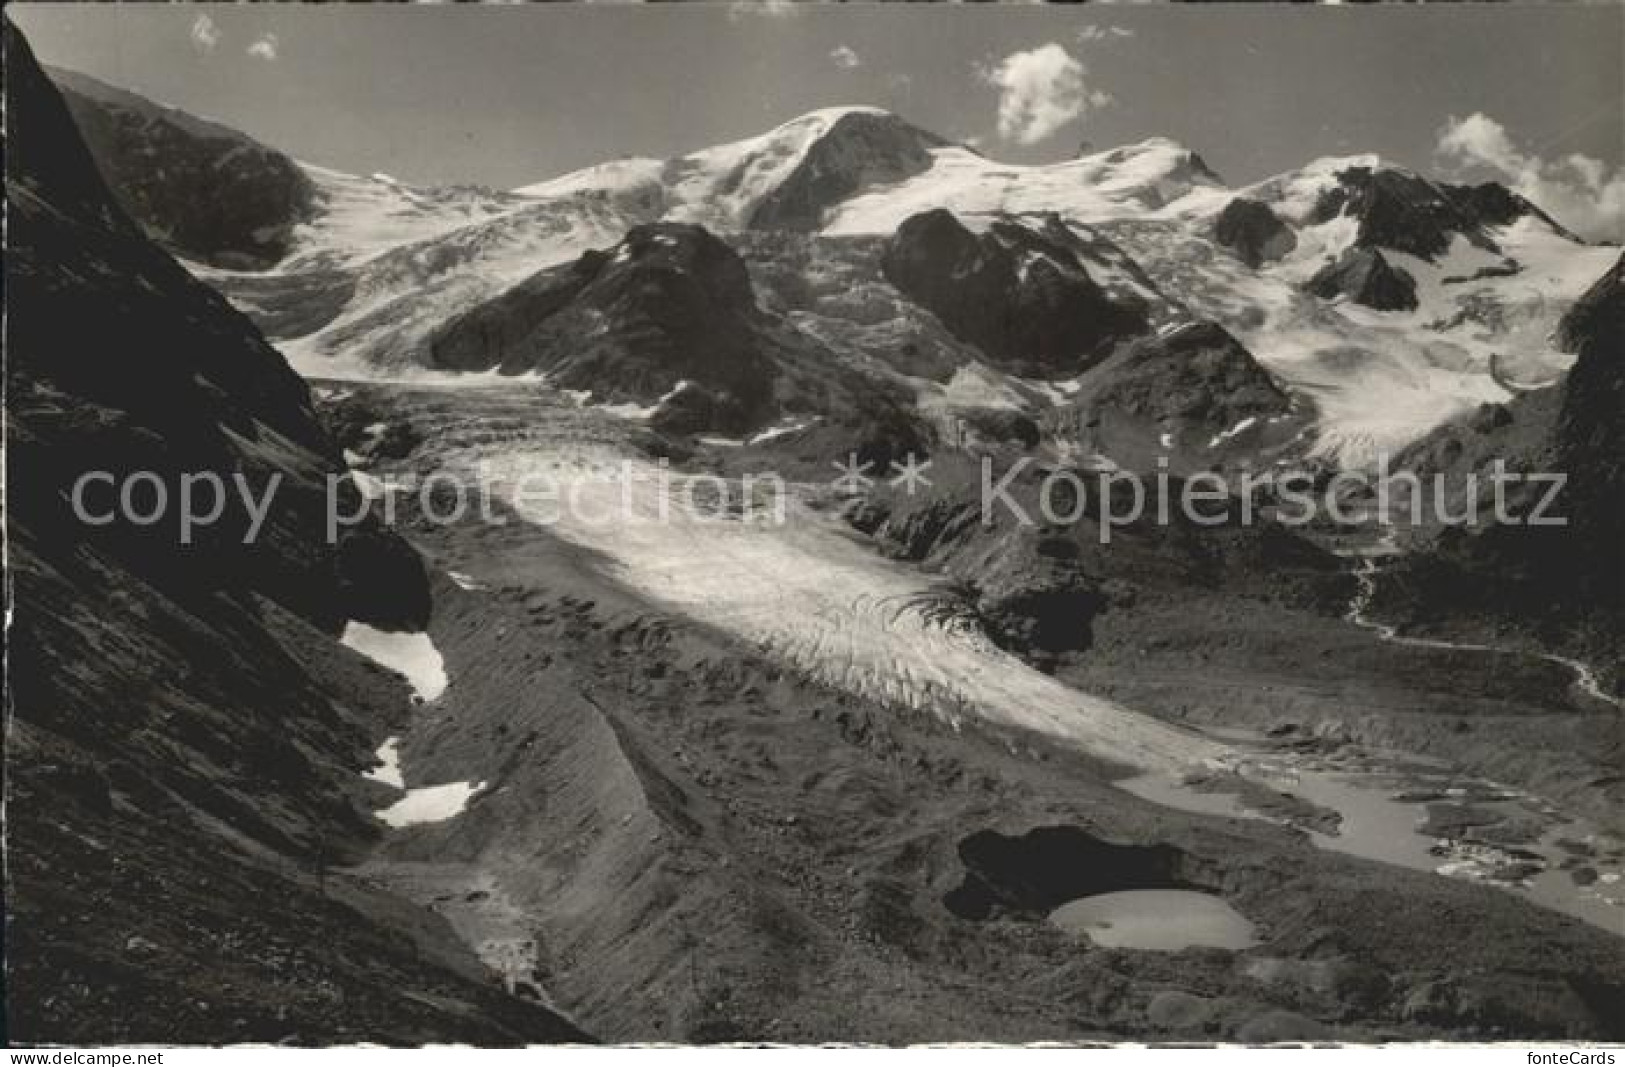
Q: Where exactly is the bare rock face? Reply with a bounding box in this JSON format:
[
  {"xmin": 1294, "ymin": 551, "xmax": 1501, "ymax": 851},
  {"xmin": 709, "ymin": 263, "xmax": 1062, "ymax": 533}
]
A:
[
  {"xmin": 48, "ymin": 66, "xmax": 315, "ymax": 269},
  {"xmin": 1306, "ymin": 247, "xmax": 1418, "ymax": 311},
  {"xmin": 748, "ymin": 110, "xmax": 943, "ymax": 231},
  {"xmin": 1308, "ymin": 165, "xmax": 1569, "ymax": 260},
  {"xmin": 6, "ymin": 24, "xmax": 581, "ymax": 1044},
  {"xmin": 11, "ymin": 40, "xmax": 356, "ymax": 630},
  {"xmin": 965, "ymin": 533, "xmax": 1107, "ymax": 664},
  {"xmin": 429, "ymin": 222, "xmax": 777, "ymax": 432},
  {"xmin": 880, "ymin": 209, "xmax": 1150, "ymax": 376},
  {"xmin": 1213, "ymin": 197, "xmax": 1297, "ymax": 268},
  {"xmin": 1079, "ymin": 321, "xmax": 1291, "ymax": 434}
]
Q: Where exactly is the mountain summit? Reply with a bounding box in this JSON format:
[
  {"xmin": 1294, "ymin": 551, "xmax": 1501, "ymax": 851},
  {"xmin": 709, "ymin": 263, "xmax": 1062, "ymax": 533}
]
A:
[{"xmin": 517, "ymin": 106, "xmax": 945, "ymax": 232}]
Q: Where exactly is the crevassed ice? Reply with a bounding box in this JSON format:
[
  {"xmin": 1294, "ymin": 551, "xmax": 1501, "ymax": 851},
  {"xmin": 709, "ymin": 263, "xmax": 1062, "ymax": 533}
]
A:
[{"xmin": 472, "ymin": 446, "xmax": 1222, "ymax": 774}]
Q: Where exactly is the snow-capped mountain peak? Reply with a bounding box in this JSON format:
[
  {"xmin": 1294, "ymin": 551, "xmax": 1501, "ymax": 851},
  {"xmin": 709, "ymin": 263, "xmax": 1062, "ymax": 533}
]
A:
[{"xmin": 514, "ymin": 106, "xmax": 942, "ymax": 231}]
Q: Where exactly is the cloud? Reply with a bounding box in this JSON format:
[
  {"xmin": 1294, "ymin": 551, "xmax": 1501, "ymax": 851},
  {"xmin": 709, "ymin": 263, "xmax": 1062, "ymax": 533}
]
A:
[
  {"xmin": 189, "ymin": 14, "xmax": 221, "ymax": 54},
  {"xmin": 830, "ymin": 45, "xmax": 862, "ymax": 71},
  {"xmin": 728, "ymin": 0, "xmax": 801, "ymax": 20},
  {"xmin": 979, "ymin": 43, "xmax": 1110, "ymax": 146},
  {"xmin": 1435, "ymin": 112, "xmax": 1623, "ymax": 242},
  {"xmin": 1077, "ymin": 24, "xmax": 1135, "ymax": 44},
  {"xmin": 246, "ymin": 33, "xmax": 279, "ymax": 62}
]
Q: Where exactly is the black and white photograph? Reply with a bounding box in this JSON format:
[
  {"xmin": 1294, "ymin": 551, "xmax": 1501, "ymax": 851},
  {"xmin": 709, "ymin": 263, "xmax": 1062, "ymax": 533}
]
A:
[{"xmin": 4, "ymin": 0, "xmax": 1622, "ymax": 1050}]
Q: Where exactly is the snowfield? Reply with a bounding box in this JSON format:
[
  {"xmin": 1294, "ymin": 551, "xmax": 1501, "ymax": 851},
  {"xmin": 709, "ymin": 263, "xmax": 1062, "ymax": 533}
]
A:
[
  {"xmin": 825, "ymin": 137, "xmax": 1224, "ymax": 234},
  {"xmin": 1096, "ymin": 208, "xmax": 1614, "ymax": 464}
]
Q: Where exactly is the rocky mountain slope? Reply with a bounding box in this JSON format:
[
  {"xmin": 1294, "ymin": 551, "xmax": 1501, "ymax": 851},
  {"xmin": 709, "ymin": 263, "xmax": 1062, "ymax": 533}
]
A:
[
  {"xmin": 47, "ymin": 65, "xmax": 317, "ymax": 269},
  {"xmin": 6, "ymin": 24, "xmax": 584, "ymax": 1043},
  {"xmin": 428, "ymin": 223, "xmax": 778, "ymax": 430},
  {"xmin": 879, "ymin": 210, "xmax": 1151, "ymax": 377},
  {"xmin": 1051, "ymin": 321, "xmax": 1308, "ymax": 473},
  {"xmin": 1372, "ymin": 251, "xmax": 1623, "ymax": 691}
]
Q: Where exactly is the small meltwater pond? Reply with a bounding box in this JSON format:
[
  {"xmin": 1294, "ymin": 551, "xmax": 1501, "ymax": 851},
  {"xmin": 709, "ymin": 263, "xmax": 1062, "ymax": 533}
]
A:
[{"xmin": 1050, "ymin": 890, "xmax": 1259, "ymax": 951}]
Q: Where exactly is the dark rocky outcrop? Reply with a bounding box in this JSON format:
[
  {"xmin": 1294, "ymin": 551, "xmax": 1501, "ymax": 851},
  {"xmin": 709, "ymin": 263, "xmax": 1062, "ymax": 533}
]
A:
[
  {"xmin": 748, "ymin": 110, "xmax": 943, "ymax": 231},
  {"xmin": 5, "ymin": 23, "xmax": 579, "ymax": 1043},
  {"xmin": 880, "ymin": 209, "xmax": 1150, "ymax": 376},
  {"xmin": 1308, "ymin": 165, "xmax": 1571, "ymax": 260},
  {"xmin": 48, "ymin": 65, "xmax": 316, "ymax": 269},
  {"xmin": 1554, "ymin": 251, "xmax": 1623, "ymax": 354},
  {"xmin": 1306, "ymin": 247, "xmax": 1418, "ymax": 311},
  {"xmin": 1044, "ymin": 320, "xmax": 1305, "ymax": 475},
  {"xmin": 966, "ymin": 533, "xmax": 1109, "ymax": 663},
  {"xmin": 428, "ymin": 222, "xmax": 776, "ymax": 433},
  {"xmin": 1068, "ymin": 322, "xmax": 1291, "ymax": 437},
  {"xmin": 857, "ymin": 442, "xmax": 1348, "ymax": 667},
  {"xmin": 1548, "ymin": 313, "xmax": 1625, "ymax": 615},
  {"xmin": 1213, "ymin": 197, "xmax": 1297, "ymax": 268}
]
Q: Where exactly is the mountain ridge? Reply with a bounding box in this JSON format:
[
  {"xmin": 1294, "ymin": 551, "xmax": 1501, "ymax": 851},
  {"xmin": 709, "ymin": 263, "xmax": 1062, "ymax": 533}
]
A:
[{"xmin": 44, "ymin": 68, "xmax": 1618, "ymax": 465}]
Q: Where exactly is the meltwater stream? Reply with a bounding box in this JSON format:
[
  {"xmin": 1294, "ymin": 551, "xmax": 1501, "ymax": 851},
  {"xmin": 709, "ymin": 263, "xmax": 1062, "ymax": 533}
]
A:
[{"xmin": 1345, "ymin": 539, "xmax": 1622, "ymax": 710}]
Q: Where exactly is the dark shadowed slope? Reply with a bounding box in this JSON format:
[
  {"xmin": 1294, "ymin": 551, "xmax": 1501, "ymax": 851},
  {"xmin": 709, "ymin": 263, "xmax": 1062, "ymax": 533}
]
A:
[
  {"xmin": 1373, "ymin": 253, "xmax": 1624, "ymax": 693},
  {"xmin": 47, "ymin": 64, "xmax": 316, "ymax": 269},
  {"xmin": 4, "ymin": 21, "xmax": 586, "ymax": 1044},
  {"xmin": 880, "ymin": 209, "xmax": 1151, "ymax": 376}
]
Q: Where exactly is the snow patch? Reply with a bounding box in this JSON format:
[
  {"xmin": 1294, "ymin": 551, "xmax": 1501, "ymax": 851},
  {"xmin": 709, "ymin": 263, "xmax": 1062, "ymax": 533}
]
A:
[
  {"xmin": 748, "ymin": 418, "xmax": 818, "ymax": 446},
  {"xmin": 375, "ymin": 780, "xmax": 485, "ymax": 828},
  {"xmin": 1207, "ymin": 416, "xmax": 1259, "ymax": 449},
  {"xmin": 363, "ymin": 736, "xmax": 405, "ymax": 789},
  {"xmin": 340, "ymin": 623, "xmax": 448, "ymax": 702}
]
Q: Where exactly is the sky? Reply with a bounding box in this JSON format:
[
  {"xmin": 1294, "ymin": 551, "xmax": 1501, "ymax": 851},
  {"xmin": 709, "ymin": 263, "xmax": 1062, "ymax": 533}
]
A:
[{"xmin": 9, "ymin": 3, "xmax": 1622, "ymax": 236}]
